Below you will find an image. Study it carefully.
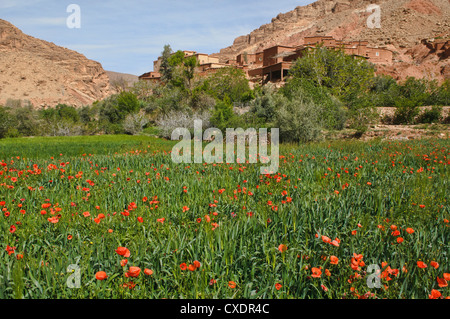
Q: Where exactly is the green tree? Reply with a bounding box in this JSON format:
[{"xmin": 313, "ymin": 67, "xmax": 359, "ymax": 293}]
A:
[
  {"xmin": 159, "ymin": 44, "xmax": 174, "ymax": 83},
  {"xmin": 0, "ymin": 106, "xmax": 17, "ymax": 138},
  {"xmin": 201, "ymin": 67, "xmax": 252, "ymax": 103},
  {"xmin": 288, "ymin": 45, "xmax": 375, "ymax": 110},
  {"xmin": 210, "ymin": 97, "xmax": 239, "ymax": 131},
  {"xmin": 117, "ymin": 91, "xmax": 140, "ymax": 115},
  {"xmin": 287, "ymin": 45, "xmax": 376, "ymax": 132}
]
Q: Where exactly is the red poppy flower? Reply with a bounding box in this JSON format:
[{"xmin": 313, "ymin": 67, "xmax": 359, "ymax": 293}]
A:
[
  {"xmin": 95, "ymin": 271, "xmax": 108, "ymax": 280},
  {"xmin": 437, "ymin": 277, "xmax": 448, "ymax": 288},
  {"xmin": 144, "ymin": 268, "xmax": 153, "ymax": 276},
  {"xmin": 188, "ymin": 264, "xmax": 196, "ymax": 271},
  {"xmin": 330, "ymin": 256, "xmax": 339, "ymax": 265},
  {"xmin": 430, "ymin": 261, "xmax": 439, "ymax": 269},
  {"xmin": 311, "ymin": 267, "xmax": 322, "ymax": 278},
  {"xmin": 429, "ymin": 289, "xmax": 441, "ymax": 299},
  {"xmin": 228, "ymin": 281, "xmax": 237, "ymax": 289},
  {"xmin": 9, "ymin": 225, "xmax": 16, "ymax": 234},
  {"xmin": 417, "ymin": 261, "xmax": 427, "ymax": 269},
  {"xmin": 125, "ymin": 266, "xmax": 141, "ymax": 278},
  {"xmin": 275, "ymin": 283, "xmax": 282, "ymax": 290},
  {"xmin": 180, "ymin": 263, "xmax": 187, "ymax": 271},
  {"xmin": 6, "ymin": 245, "xmax": 15, "ymax": 255},
  {"xmin": 116, "ymin": 247, "xmax": 131, "ymax": 258},
  {"xmin": 278, "ymin": 244, "xmax": 287, "ymax": 253}
]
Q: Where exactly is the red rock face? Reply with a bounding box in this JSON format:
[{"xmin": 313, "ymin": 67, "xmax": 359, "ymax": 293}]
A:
[
  {"xmin": 213, "ymin": 0, "xmax": 450, "ymax": 83},
  {"xmin": 0, "ymin": 19, "xmax": 112, "ymax": 108}
]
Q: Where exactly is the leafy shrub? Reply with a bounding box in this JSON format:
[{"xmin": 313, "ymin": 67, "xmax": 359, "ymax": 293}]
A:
[
  {"xmin": 9, "ymin": 105, "xmax": 42, "ymax": 136},
  {"xmin": 200, "ymin": 67, "xmax": 253, "ymax": 103},
  {"xmin": 274, "ymin": 91, "xmax": 321, "ymax": 143},
  {"xmin": 288, "ymin": 45, "xmax": 375, "ymax": 111},
  {"xmin": 117, "ymin": 91, "xmax": 140, "ymax": 114},
  {"xmin": 416, "ymin": 106, "xmax": 443, "ymax": 124},
  {"xmin": 368, "ymin": 75, "xmax": 399, "ymax": 107},
  {"xmin": 210, "ymin": 98, "xmax": 237, "ymax": 131},
  {"xmin": 393, "ymin": 102, "xmax": 420, "ymax": 125},
  {"xmin": 0, "ymin": 106, "xmax": 17, "ymax": 138},
  {"xmin": 282, "ymin": 78, "xmax": 347, "ymax": 130}
]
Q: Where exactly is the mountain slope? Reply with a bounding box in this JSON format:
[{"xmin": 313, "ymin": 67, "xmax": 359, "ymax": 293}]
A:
[
  {"xmin": 0, "ymin": 19, "xmax": 112, "ymax": 107},
  {"xmin": 213, "ymin": 0, "xmax": 450, "ymax": 82}
]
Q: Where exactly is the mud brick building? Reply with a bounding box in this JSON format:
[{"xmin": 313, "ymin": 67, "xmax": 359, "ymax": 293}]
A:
[{"xmin": 240, "ymin": 35, "xmax": 394, "ymax": 84}]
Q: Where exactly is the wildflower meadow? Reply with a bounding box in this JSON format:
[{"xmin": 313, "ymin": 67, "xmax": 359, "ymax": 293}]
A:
[{"xmin": 0, "ymin": 135, "xmax": 448, "ymax": 299}]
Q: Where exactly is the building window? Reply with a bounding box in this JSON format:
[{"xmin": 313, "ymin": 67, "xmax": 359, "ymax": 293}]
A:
[{"xmin": 376, "ymin": 52, "xmax": 379, "ymax": 56}]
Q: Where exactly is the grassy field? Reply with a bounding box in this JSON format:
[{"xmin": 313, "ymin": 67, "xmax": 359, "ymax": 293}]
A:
[{"xmin": 0, "ymin": 135, "xmax": 448, "ymax": 299}]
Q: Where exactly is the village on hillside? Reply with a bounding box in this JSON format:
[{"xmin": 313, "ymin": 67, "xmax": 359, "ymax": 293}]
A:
[{"xmin": 139, "ymin": 35, "xmax": 396, "ymax": 85}]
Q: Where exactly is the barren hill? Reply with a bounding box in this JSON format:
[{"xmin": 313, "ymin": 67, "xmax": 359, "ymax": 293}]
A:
[
  {"xmin": 213, "ymin": 0, "xmax": 450, "ymax": 82},
  {"xmin": 0, "ymin": 19, "xmax": 112, "ymax": 108},
  {"xmin": 106, "ymin": 71, "xmax": 139, "ymax": 89}
]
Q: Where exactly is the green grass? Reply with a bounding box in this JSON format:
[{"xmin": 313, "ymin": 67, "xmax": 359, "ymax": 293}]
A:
[
  {"xmin": 0, "ymin": 136, "xmax": 448, "ymax": 299},
  {"xmin": 0, "ymin": 135, "xmax": 175, "ymax": 159}
]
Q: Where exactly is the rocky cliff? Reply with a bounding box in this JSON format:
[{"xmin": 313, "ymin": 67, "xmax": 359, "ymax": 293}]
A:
[
  {"xmin": 213, "ymin": 0, "xmax": 450, "ymax": 82},
  {"xmin": 0, "ymin": 19, "xmax": 112, "ymax": 107}
]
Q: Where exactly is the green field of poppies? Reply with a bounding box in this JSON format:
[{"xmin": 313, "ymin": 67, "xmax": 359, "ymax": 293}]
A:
[{"xmin": 0, "ymin": 135, "xmax": 448, "ymax": 299}]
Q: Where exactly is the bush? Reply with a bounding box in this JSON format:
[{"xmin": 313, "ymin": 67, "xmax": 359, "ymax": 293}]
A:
[
  {"xmin": 282, "ymin": 78, "xmax": 347, "ymax": 130},
  {"xmin": 429, "ymin": 80, "xmax": 450, "ymax": 106},
  {"xmin": 288, "ymin": 45, "xmax": 375, "ymax": 111},
  {"xmin": 395, "ymin": 77, "xmax": 432, "ymax": 107},
  {"xmin": 274, "ymin": 91, "xmax": 321, "ymax": 143},
  {"xmin": 10, "ymin": 105, "xmax": 42, "ymax": 136},
  {"xmin": 393, "ymin": 102, "xmax": 420, "ymax": 125},
  {"xmin": 200, "ymin": 67, "xmax": 252, "ymax": 103},
  {"xmin": 369, "ymin": 75, "xmax": 399, "ymax": 107},
  {"xmin": 0, "ymin": 106, "xmax": 16, "ymax": 138},
  {"xmin": 155, "ymin": 110, "xmax": 211, "ymax": 139},
  {"xmin": 117, "ymin": 91, "xmax": 140, "ymax": 114},
  {"xmin": 249, "ymin": 84, "xmax": 278, "ymax": 125},
  {"xmin": 210, "ymin": 98, "xmax": 237, "ymax": 131},
  {"xmin": 123, "ymin": 112, "xmax": 149, "ymax": 135},
  {"xmin": 416, "ymin": 106, "xmax": 443, "ymax": 124},
  {"xmin": 48, "ymin": 121, "xmax": 83, "ymax": 136}
]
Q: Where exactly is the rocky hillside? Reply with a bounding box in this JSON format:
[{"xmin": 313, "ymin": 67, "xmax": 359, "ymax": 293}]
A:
[
  {"xmin": 106, "ymin": 71, "xmax": 139, "ymax": 89},
  {"xmin": 214, "ymin": 0, "xmax": 450, "ymax": 82},
  {"xmin": 0, "ymin": 19, "xmax": 112, "ymax": 107}
]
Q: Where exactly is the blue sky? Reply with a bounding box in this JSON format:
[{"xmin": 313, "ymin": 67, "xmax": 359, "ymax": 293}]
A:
[{"xmin": 1, "ymin": 0, "xmax": 314, "ymax": 75}]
